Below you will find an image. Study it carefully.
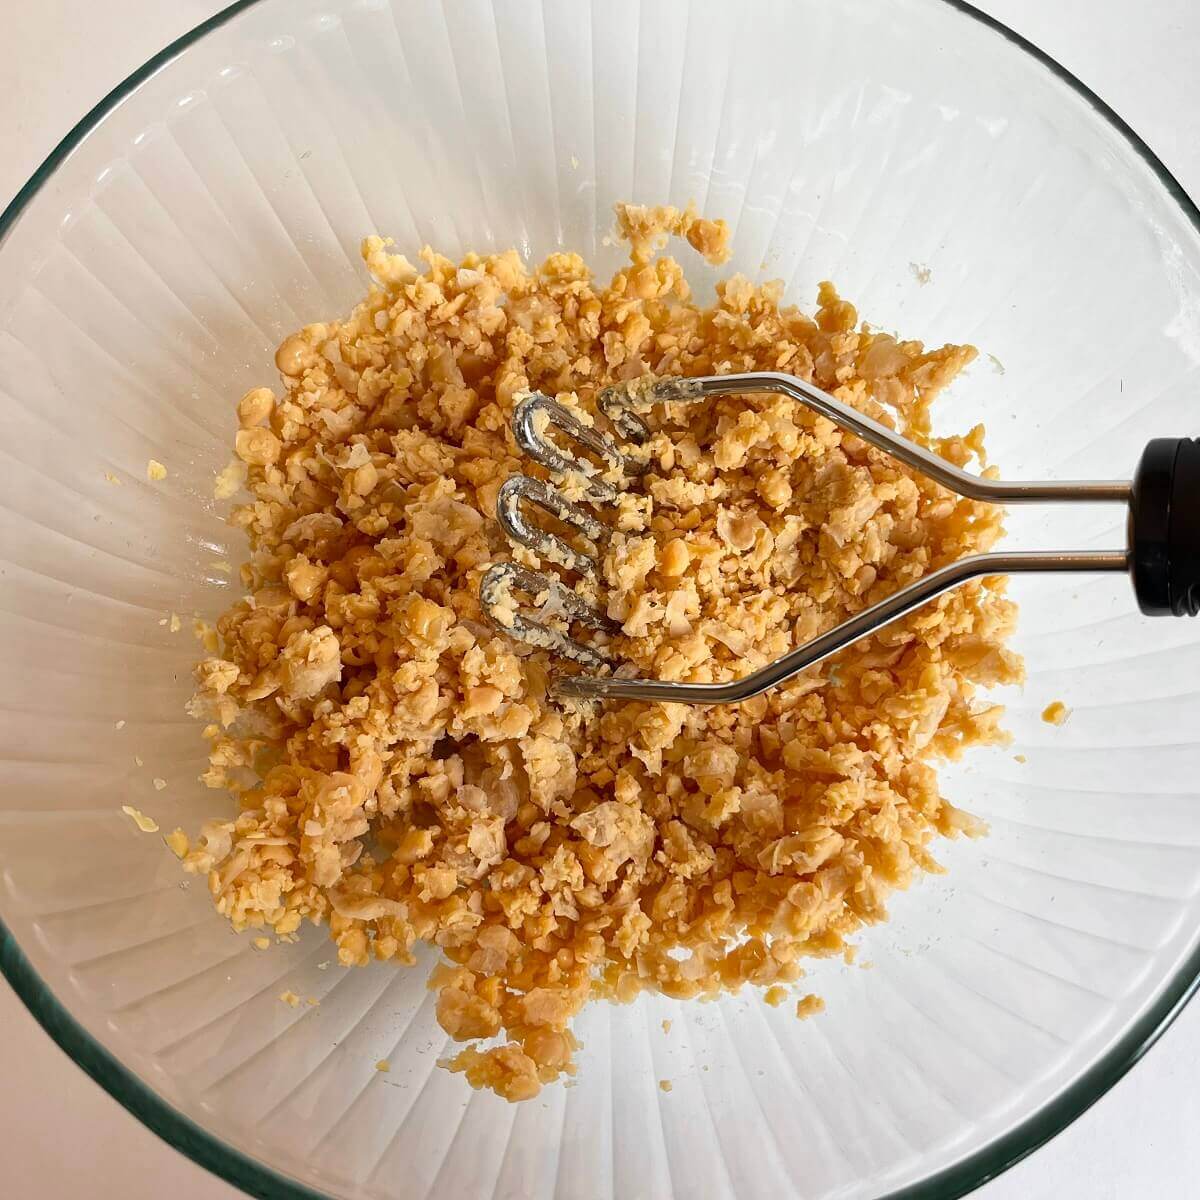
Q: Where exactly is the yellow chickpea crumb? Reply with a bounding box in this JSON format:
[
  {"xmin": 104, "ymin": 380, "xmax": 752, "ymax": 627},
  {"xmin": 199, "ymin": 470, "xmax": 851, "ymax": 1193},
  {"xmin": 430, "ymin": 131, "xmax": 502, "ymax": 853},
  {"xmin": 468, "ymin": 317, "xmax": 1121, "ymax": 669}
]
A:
[
  {"xmin": 147, "ymin": 459, "xmax": 167, "ymax": 482},
  {"xmin": 164, "ymin": 828, "xmax": 189, "ymax": 858},
  {"xmin": 796, "ymin": 995, "xmax": 825, "ymax": 1020},
  {"xmin": 1041, "ymin": 700, "xmax": 1070, "ymax": 726},
  {"xmin": 1014, "ymin": 753, "xmax": 1027, "ymax": 764},
  {"xmin": 659, "ymin": 538, "xmax": 691, "ymax": 577},
  {"xmin": 253, "ymin": 936, "xmax": 271, "ymax": 950},
  {"xmin": 237, "ymin": 387, "xmax": 275, "ymax": 428},
  {"xmin": 182, "ymin": 200, "xmax": 1019, "ymax": 1104},
  {"xmin": 193, "ymin": 619, "xmax": 219, "ymax": 654},
  {"xmin": 686, "ymin": 217, "xmax": 732, "ymax": 265},
  {"xmin": 375, "ymin": 1059, "xmax": 390, "ymax": 1073},
  {"xmin": 213, "ymin": 459, "xmax": 247, "ymax": 500},
  {"xmin": 275, "ymin": 335, "xmax": 311, "ymax": 377},
  {"xmin": 756, "ymin": 468, "xmax": 792, "ymax": 510},
  {"xmin": 659, "ymin": 1079, "xmax": 673, "ymax": 1093},
  {"xmin": 104, "ymin": 471, "xmax": 122, "ymax": 485},
  {"xmin": 152, "ymin": 777, "xmax": 167, "ymax": 791},
  {"xmin": 121, "ymin": 806, "xmax": 159, "ymax": 834},
  {"xmin": 234, "ymin": 427, "xmax": 282, "ymax": 467},
  {"xmin": 279, "ymin": 991, "xmax": 301, "ymax": 1008},
  {"xmin": 169, "ymin": 612, "xmax": 182, "ymax": 633}
]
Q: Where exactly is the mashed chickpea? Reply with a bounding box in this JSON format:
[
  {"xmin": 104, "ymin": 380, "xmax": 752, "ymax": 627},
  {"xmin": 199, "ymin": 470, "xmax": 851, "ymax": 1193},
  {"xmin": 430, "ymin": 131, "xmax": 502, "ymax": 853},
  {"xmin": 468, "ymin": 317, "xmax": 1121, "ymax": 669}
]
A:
[{"xmin": 184, "ymin": 202, "xmax": 1021, "ymax": 1100}]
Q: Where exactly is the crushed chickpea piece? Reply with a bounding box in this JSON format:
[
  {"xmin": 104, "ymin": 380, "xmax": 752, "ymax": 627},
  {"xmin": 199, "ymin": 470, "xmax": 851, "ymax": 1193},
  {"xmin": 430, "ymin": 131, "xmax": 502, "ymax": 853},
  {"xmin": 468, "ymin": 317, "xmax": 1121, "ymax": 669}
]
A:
[
  {"xmin": 686, "ymin": 218, "xmax": 731, "ymax": 265},
  {"xmin": 164, "ymin": 828, "xmax": 189, "ymax": 858},
  {"xmin": 169, "ymin": 612, "xmax": 182, "ymax": 633},
  {"xmin": 661, "ymin": 1019, "xmax": 672, "ymax": 1035},
  {"xmin": 152, "ymin": 778, "xmax": 167, "ymax": 791},
  {"xmin": 214, "ymin": 460, "xmax": 247, "ymax": 500},
  {"xmin": 440, "ymin": 1044, "xmax": 542, "ymax": 1100},
  {"xmin": 796, "ymin": 994, "xmax": 826, "ymax": 1020},
  {"xmin": 147, "ymin": 459, "xmax": 168, "ymax": 482},
  {"xmin": 1041, "ymin": 700, "xmax": 1069, "ymax": 725},
  {"xmin": 184, "ymin": 202, "xmax": 1020, "ymax": 1102},
  {"xmin": 660, "ymin": 538, "xmax": 690, "ymax": 577},
  {"xmin": 235, "ymin": 427, "xmax": 282, "ymax": 467},
  {"xmin": 253, "ymin": 936, "xmax": 271, "ymax": 950},
  {"xmin": 238, "ymin": 387, "xmax": 276, "ymax": 428},
  {"xmin": 764, "ymin": 985, "xmax": 787, "ymax": 1007},
  {"xmin": 193, "ymin": 619, "xmax": 219, "ymax": 654},
  {"xmin": 659, "ymin": 1079, "xmax": 673, "ymax": 1093},
  {"xmin": 279, "ymin": 991, "xmax": 301, "ymax": 1008},
  {"xmin": 616, "ymin": 202, "xmax": 731, "ymax": 268},
  {"xmin": 104, "ymin": 471, "xmax": 122, "ymax": 485},
  {"xmin": 121, "ymin": 806, "xmax": 159, "ymax": 834},
  {"xmin": 375, "ymin": 1059, "xmax": 390, "ymax": 1073}
]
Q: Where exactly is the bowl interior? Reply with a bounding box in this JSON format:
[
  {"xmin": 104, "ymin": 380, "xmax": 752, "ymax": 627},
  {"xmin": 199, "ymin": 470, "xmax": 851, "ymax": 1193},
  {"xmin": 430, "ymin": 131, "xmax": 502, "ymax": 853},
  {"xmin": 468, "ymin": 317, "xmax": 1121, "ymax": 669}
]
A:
[{"xmin": 2, "ymin": 1, "xmax": 1200, "ymax": 1198}]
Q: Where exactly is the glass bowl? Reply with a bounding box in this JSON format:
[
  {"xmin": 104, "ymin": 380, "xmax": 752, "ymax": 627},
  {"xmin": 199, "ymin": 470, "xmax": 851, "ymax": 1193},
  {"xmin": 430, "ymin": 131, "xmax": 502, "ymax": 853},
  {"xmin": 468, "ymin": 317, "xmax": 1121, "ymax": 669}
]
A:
[{"xmin": 2, "ymin": 1, "xmax": 1199, "ymax": 1197}]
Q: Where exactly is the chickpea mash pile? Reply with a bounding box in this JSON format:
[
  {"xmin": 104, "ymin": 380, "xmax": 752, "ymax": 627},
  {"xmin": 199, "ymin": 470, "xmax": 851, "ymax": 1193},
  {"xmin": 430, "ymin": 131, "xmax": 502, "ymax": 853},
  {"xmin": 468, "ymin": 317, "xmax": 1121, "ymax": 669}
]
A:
[{"xmin": 181, "ymin": 203, "xmax": 1021, "ymax": 1100}]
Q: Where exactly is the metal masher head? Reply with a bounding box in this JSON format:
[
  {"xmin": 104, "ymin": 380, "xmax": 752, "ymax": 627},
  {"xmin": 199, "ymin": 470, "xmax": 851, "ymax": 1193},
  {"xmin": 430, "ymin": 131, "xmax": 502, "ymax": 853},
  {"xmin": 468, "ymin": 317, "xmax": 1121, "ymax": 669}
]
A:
[
  {"xmin": 477, "ymin": 380, "xmax": 696, "ymax": 671},
  {"xmin": 477, "ymin": 369, "xmax": 1199, "ymax": 707}
]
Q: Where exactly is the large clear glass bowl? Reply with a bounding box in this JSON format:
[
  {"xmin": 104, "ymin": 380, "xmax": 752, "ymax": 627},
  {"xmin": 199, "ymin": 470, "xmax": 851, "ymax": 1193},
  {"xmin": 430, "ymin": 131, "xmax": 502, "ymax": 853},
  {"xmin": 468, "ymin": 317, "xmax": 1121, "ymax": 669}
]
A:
[{"xmin": 2, "ymin": 1, "xmax": 1198, "ymax": 1197}]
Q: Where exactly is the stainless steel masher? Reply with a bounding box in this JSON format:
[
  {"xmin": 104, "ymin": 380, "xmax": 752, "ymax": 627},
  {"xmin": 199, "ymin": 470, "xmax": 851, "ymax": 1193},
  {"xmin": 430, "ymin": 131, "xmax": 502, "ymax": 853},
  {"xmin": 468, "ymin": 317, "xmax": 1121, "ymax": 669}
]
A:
[{"xmin": 478, "ymin": 372, "xmax": 1199, "ymax": 705}]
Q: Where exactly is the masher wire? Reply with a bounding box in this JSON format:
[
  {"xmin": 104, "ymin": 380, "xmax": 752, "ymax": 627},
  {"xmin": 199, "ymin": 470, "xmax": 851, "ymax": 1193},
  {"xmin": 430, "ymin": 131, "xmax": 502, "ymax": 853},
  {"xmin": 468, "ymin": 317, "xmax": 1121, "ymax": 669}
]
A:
[{"xmin": 479, "ymin": 372, "xmax": 1132, "ymax": 704}]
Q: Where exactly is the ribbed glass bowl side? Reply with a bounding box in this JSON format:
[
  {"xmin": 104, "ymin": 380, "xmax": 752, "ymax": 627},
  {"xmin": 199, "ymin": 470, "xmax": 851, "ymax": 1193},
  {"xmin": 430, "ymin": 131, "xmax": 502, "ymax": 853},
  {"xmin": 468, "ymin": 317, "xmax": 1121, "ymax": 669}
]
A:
[{"xmin": 2, "ymin": 3, "xmax": 1199, "ymax": 1198}]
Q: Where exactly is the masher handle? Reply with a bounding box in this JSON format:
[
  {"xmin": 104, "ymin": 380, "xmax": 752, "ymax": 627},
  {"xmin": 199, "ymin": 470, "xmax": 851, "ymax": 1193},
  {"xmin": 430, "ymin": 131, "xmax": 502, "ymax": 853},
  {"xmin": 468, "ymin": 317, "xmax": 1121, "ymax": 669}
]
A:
[{"xmin": 1131, "ymin": 438, "xmax": 1200, "ymax": 616}]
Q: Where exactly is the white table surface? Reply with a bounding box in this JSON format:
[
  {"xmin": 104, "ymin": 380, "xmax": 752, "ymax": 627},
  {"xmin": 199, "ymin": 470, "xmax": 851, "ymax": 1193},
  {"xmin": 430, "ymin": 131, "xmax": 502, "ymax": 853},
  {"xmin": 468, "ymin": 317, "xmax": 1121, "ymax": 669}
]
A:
[{"xmin": 3, "ymin": 2, "xmax": 1199, "ymax": 1197}]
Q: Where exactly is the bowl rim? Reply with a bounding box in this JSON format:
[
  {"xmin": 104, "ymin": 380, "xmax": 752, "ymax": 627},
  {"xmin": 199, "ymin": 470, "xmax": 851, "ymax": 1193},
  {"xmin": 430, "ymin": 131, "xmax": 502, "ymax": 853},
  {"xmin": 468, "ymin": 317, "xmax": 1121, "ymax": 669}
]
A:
[{"xmin": 2, "ymin": 1, "xmax": 1199, "ymax": 1197}]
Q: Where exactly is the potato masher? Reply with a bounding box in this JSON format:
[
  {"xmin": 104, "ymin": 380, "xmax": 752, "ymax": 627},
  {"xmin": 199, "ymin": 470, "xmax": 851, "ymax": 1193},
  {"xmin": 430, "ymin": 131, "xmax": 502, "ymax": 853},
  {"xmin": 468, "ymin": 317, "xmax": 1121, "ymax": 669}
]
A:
[{"xmin": 478, "ymin": 373, "xmax": 1199, "ymax": 705}]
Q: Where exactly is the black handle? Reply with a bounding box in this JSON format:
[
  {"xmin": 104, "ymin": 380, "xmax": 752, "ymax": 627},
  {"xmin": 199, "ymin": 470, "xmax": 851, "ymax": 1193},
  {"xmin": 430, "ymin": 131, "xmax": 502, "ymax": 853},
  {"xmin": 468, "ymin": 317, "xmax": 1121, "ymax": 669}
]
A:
[{"xmin": 1130, "ymin": 437, "xmax": 1200, "ymax": 616}]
